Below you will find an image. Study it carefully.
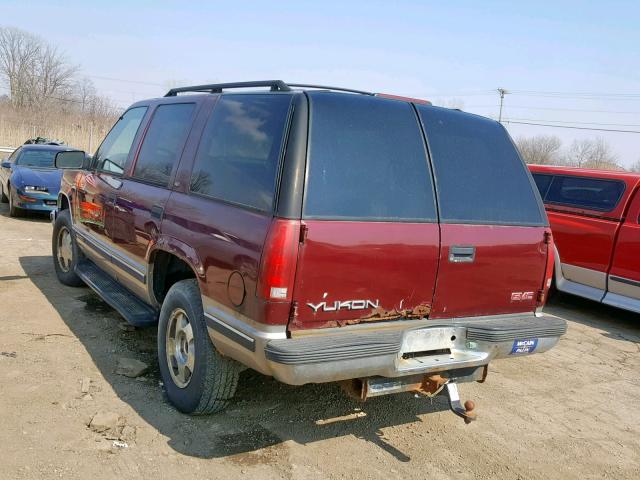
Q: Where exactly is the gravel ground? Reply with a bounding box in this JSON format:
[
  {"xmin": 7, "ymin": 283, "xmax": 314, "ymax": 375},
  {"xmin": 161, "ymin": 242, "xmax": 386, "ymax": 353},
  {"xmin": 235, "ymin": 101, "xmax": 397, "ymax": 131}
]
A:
[{"xmin": 0, "ymin": 203, "xmax": 638, "ymax": 480}]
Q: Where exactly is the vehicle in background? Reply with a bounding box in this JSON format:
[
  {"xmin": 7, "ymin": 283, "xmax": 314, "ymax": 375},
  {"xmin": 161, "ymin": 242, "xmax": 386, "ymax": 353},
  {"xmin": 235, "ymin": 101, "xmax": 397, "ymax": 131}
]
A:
[
  {"xmin": 0, "ymin": 144, "xmax": 79, "ymax": 217},
  {"xmin": 529, "ymin": 164, "xmax": 640, "ymax": 313},
  {"xmin": 23, "ymin": 136, "xmax": 65, "ymax": 146},
  {"xmin": 50, "ymin": 80, "xmax": 565, "ymax": 421}
]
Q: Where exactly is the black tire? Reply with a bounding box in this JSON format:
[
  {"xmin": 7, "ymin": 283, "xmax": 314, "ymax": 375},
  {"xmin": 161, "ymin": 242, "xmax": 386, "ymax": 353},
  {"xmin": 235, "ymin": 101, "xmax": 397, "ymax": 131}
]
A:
[
  {"xmin": 8, "ymin": 186, "xmax": 20, "ymax": 217},
  {"xmin": 52, "ymin": 209, "xmax": 85, "ymax": 287},
  {"xmin": 158, "ymin": 279, "xmax": 240, "ymax": 415},
  {"xmin": 0, "ymin": 183, "xmax": 7, "ymax": 203}
]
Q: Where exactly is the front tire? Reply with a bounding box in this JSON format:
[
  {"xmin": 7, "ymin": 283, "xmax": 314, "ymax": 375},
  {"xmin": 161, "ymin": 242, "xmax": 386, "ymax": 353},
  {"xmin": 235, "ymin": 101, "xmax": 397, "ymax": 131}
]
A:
[
  {"xmin": 52, "ymin": 209, "xmax": 85, "ymax": 287},
  {"xmin": 158, "ymin": 279, "xmax": 240, "ymax": 415},
  {"xmin": 8, "ymin": 187, "xmax": 20, "ymax": 217},
  {"xmin": 0, "ymin": 183, "xmax": 7, "ymax": 203}
]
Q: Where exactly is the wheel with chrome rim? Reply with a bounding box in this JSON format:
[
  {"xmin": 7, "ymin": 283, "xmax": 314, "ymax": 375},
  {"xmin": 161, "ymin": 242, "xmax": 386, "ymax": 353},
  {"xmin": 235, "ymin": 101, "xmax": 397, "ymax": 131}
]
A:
[
  {"xmin": 165, "ymin": 308, "xmax": 195, "ymax": 388},
  {"xmin": 52, "ymin": 209, "xmax": 84, "ymax": 286},
  {"xmin": 158, "ymin": 279, "xmax": 240, "ymax": 414},
  {"xmin": 56, "ymin": 226, "xmax": 73, "ymax": 273}
]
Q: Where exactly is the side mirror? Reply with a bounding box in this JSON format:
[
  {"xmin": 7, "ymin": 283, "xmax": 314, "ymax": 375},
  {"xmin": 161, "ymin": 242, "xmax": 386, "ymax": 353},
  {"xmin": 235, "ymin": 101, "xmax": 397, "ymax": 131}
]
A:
[
  {"xmin": 1, "ymin": 161, "xmax": 10, "ymax": 169},
  {"xmin": 55, "ymin": 150, "xmax": 88, "ymax": 170}
]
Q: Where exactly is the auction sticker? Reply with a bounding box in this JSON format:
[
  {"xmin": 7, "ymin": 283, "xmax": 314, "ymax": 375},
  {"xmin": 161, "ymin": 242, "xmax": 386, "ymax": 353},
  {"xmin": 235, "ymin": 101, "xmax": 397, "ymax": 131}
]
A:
[{"xmin": 510, "ymin": 338, "xmax": 538, "ymax": 354}]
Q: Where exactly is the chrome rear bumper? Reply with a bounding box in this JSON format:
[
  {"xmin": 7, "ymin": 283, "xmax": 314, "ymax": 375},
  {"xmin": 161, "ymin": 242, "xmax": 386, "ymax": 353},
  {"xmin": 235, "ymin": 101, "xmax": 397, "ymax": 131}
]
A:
[{"xmin": 203, "ymin": 299, "xmax": 567, "ymax": 386}]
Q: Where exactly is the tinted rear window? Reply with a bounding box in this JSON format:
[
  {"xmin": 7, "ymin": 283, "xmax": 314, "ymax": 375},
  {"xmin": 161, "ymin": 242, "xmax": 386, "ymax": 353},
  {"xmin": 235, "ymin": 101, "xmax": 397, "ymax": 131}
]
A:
[
  {"xmin": 304, "ymin": 93, "xmax": 436, "ymax": 221},
  {"xmin": 532, "ymin": 173, "xmax": 553, "ymax": 198},
  {"xmin": 417, "ymin": 106, "xmax": 545, "ymax": 225},
  {"xmin": 190, "ymin": 94, "xmax": 292, "ymax": 211},
  {"xmin": 545, "ymin": 175, "xmax": 625, "ymax": 211}
]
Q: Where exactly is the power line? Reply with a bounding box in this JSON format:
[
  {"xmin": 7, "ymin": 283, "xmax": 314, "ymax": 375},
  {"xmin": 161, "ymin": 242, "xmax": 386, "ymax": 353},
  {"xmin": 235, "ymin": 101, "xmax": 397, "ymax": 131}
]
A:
[
  {"xmin": 501, "ymin": 120, "xmax": 640, "ymax": 134},
  {"xmin": 467, "ymin": 104, "xmax": 640, "ymax": 115},
  {"xmin": 502, "ymin": 117, "xmax": 640, "ymax": 128}
]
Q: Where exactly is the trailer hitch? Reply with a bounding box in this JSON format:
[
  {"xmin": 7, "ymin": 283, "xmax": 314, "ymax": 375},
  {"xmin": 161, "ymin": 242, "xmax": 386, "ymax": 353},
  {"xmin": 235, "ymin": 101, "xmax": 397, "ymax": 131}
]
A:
[{"xmin": 443, "ymin": 382, "xmax": 476, "ymax": 424}]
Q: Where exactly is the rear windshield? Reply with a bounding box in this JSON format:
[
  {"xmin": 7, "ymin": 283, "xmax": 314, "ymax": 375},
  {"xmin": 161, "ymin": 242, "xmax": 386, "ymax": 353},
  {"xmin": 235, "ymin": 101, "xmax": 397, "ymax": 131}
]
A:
[
  {"xmin": 544, "ymin": 175, "xmax": 625, "ymax": 211},
  {"xmin": 304, "ymin": 93, "xmax": 437, "ymax": 222},
  {"xmin": 417, "ymin": 106, "xmax": 545, "ymax": 226},
  {"xmin": 16, "ymin": 150, "xmax": 57, "ymax": 168}
]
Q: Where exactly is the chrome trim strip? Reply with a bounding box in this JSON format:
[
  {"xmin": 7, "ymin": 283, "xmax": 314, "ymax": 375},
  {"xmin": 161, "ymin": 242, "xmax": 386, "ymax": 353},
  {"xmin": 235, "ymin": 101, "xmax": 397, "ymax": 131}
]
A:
[
  {"xmin": 204, "ymin": 312, "xmax": 255, "ymax": 352},
  {"xmin": 609, "ymin": 274, "xmax": 640, "ymax": 288},
  {"xmin": 73, "ymin": 227, "xmax": 147, "ymax": 283}
]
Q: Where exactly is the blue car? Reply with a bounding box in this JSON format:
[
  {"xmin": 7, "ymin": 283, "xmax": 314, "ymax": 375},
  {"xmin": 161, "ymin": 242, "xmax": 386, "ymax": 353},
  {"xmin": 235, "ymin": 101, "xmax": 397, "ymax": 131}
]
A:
[{"xmin": 0, "ymin": 144, "xmax": 78, "ymax": 217}]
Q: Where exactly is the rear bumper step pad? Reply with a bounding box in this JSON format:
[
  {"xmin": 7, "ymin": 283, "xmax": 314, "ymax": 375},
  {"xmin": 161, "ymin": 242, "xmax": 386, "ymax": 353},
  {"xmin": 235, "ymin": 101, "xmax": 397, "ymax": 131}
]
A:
[{"xmin": 465, "ymin": 316, "xmax": 567, "ymax": 342}]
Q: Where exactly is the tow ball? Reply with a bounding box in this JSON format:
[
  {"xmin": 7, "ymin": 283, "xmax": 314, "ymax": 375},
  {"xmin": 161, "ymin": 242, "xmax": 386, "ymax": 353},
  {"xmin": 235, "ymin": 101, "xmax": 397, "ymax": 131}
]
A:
[{"xmin": 443, "ymin": 382, "xmax": 476, "ymax": 424}]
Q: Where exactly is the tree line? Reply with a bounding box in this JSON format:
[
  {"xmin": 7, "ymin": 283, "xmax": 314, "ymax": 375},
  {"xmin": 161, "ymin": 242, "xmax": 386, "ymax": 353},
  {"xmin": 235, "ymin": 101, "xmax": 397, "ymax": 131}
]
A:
[
  {"xmin": 515, "ymin": 134, "xmax": 639, "ymax": 172},
  {"xmin": 0, "ymin": 26, "xmax": 116, "ymax": 119}
]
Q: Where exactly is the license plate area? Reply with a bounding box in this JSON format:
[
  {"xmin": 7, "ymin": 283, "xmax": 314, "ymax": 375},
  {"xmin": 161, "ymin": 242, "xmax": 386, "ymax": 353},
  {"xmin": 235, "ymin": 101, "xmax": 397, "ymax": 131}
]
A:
[{"xmin": 400, "ymin": 327, "xmax": 457, "ymax": 355}]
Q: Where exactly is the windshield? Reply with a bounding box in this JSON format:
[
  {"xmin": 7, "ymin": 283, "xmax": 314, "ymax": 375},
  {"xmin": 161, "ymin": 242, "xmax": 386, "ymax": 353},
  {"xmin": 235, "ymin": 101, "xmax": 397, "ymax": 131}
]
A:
[{"xmin": 16, "ymin": 150, "xmax": 58, "ymax": 168}]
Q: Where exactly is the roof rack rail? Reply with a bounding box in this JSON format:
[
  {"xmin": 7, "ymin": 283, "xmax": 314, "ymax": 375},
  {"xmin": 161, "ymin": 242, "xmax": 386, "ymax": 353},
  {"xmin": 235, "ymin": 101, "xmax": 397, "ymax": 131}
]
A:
[
  {"xmin": 165, "ymin": 80, "xmax": 292, "ymax": 97},
  {"xmin": 287, "ymin": 83, "xmax": 374, "ymax": 96}
]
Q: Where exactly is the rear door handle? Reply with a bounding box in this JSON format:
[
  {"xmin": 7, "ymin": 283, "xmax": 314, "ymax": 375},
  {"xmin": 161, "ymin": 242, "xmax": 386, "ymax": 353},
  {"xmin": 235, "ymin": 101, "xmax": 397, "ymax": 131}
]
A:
[{"xmin": 449, "ymin": 246, "xmax": 475, "ymax": 263}]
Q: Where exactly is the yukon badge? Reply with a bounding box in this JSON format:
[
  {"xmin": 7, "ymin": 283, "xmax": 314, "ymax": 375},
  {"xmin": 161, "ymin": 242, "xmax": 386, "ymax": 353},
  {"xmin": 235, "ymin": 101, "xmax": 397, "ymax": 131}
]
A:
[{"xmin": 307, "ymin": 298, "xmax": 380, "ymax": 313}]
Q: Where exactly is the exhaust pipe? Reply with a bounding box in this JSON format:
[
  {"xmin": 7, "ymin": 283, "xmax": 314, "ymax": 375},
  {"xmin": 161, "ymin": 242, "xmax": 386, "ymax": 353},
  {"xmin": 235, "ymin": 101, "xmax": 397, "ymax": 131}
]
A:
[{"xmin": 341, "ymin": 373, "xmax": 478, "ymax": 423}]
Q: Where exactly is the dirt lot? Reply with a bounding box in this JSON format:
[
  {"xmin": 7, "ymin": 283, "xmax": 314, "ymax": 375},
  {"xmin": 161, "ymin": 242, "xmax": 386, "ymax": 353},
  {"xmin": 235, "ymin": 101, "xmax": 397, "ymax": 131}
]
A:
[{"xmin": 0, "ymin": 205, "xmax": 638, "ymax": 480}]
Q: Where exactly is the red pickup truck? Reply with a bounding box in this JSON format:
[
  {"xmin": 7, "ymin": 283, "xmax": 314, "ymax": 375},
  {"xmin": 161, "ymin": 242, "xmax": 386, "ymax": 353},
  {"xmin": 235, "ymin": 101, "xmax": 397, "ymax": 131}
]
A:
[{"xmin": 529, "ymin": 164, "xmax": 640, "ymax": 313}]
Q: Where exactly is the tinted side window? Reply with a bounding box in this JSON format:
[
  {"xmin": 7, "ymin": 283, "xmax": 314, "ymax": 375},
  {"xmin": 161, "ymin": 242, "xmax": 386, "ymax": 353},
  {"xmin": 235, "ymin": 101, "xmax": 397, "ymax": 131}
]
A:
[
  {"xmin": 546, "ymin": 175, "xmax": 625, "ymax": 211},
  {"xmin": 533, "ymin": 173, "xmax": 553, "ymax": 198},
  {"xmin": 304, "ymin": 93, "xmax": 436, "ymax": 221},
  {"xmin": 190, "ymin": 94, "xmax": 292, "ymax": 211},
  {"xmin": 418, "ymin": 106, "xmax": 545, "ymax": 225},
  {"xmin": 94, "ymin": 107, "xmax": 147, "ymax": 174},
  {"xmin": 133, "ymin": 103, "xmax": 195, "ymax": 186}
]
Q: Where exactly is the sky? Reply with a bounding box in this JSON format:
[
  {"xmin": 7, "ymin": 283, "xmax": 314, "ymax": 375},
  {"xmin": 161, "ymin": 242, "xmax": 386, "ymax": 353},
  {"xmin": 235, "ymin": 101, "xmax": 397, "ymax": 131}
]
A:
[{"xmin": 2, "ymin": 0, "xmax": 639, "ymax": 166}]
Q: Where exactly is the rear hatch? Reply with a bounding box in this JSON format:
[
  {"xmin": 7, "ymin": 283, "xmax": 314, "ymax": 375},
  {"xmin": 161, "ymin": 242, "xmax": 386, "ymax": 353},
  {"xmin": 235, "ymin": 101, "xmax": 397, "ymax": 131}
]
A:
[
  {"xmin": 289, "ymin": 93, "xmax": 440, "ymax": 330},
  {"xmin": 289, "ymin": 94, "xmax": 549, "ymax": 330},
  {"xmin": 416, "ymin": 106, "xmax": 549, "ymax": 318}
]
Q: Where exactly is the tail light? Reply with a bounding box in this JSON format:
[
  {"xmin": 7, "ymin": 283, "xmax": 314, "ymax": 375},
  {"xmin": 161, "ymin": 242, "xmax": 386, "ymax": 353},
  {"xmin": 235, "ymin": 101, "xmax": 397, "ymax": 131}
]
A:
[
  {"xmin": 257, "ymin": 219, "xmax": 301, "ymax": 302},
  {"xmin": 537, "ymin": 230, "xmax": 555, "ymax": 310}
]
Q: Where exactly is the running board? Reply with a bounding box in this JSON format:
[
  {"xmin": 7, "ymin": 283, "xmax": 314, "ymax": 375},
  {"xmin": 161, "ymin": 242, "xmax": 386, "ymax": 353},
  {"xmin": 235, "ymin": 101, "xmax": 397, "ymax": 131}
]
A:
[{"xmin": 75, "ymin": 259, "xmax": 158, "ymax": 327}]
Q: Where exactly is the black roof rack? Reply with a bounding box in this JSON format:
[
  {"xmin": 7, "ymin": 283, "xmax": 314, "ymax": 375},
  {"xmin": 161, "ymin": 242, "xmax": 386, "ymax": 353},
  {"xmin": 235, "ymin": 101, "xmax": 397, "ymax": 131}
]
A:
[
  {"xmin": 287, "ymin": 83, "xmax": 374, "ymax": 96},
  {"xmin": 164, "ymin": 80, "xmax": 374, "ymax": 97},
  {"xmin": 165, "ymin": 80, "xmax": 292, "ymax": 97}
]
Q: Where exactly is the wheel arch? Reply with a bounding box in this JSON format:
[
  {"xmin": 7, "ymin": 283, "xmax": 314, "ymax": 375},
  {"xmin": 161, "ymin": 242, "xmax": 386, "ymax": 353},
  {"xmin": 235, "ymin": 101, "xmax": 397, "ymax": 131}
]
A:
[{"xmin": 148, "ymin": 242, "xmax": 205, "ymax": 307}]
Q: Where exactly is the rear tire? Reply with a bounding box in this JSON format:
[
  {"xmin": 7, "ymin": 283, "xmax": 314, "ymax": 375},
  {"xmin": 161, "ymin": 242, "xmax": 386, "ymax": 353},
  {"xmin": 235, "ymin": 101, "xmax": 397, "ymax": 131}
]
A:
[
  {"xmin": 52, "ymin": 209, "xmax": 85, "ymax": 287},
  {"xmin": 158, "ymin": 279, "xmax": 240, "ymax": 415},
  {"xmin": 0, "ymin": 183, "xmax": 7, "ymax": 203},
  {"xmin": 8, "ymin": 187, "xmax": 20, "ymax": 217}
]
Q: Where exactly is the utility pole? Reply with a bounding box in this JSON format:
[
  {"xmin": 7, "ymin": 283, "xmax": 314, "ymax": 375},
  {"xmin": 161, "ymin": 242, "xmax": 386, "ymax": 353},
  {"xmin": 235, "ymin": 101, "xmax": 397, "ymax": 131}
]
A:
[{"xmin": 497, "ymin": 88, "xmax": 509, "ymax": 123}]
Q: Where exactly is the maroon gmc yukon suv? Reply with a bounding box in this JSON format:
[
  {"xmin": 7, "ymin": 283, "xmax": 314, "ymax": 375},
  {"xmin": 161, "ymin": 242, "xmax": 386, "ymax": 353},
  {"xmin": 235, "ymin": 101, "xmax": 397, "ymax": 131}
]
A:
[{"xmin": 51, "ymin": 81, "xmax": 566, "ymax": 421}]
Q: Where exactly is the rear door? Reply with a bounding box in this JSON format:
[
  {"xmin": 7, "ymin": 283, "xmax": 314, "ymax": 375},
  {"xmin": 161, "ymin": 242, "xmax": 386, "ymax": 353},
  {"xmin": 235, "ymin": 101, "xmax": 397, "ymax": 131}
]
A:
[
  {"xmin": 605, "ymin": 186, "xmax": 640, "ymax": 311},
  {"xmin": 104, "ymin": 101, "xmax": 198, "ymax": 301},
  {"xmin": 290, "ymin": 93, "xmax": 440, "ymax": 330},
  {"xmin": 417, "ymin": 106, "xmax": 549, "ymax": 318}
]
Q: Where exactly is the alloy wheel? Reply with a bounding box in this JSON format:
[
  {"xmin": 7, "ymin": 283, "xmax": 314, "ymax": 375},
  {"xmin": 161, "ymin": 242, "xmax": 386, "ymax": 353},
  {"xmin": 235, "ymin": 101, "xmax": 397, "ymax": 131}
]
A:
[{"xmin": 166, "ymin": 308, "xmax": 195, "ymax": 388}]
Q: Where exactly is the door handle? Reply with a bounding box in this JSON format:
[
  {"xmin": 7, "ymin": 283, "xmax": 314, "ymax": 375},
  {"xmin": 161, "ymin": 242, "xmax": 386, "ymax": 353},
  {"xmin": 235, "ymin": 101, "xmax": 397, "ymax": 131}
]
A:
[
  {"xmin": 449, "ymin": 246, "xmax": 475, "ymax": 263},
  {"xmin": 150, "ymin": 204, "xmax": 164, "ymax": 221}
]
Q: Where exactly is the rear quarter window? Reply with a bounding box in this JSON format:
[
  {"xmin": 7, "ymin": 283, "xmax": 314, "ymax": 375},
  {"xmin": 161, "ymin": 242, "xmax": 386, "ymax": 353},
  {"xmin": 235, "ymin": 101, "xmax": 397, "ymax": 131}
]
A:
[
  {"xmin": 190, "ymin": 94, "xmax": 292, "ymax": 211},
  {"xmin": 303, "ymin": 93, "xmax": 437, "ymax": 222},
  {"xmin": 417, "ymin": 106, "xmax": 545, "ymax": 226},
  {"xmin": 532, "ymin": 173, "xmax": 553, "ymax": 198},
  {"xmin": 545, "ymin": 175, "xmax": 625, "ymax": 211}
]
